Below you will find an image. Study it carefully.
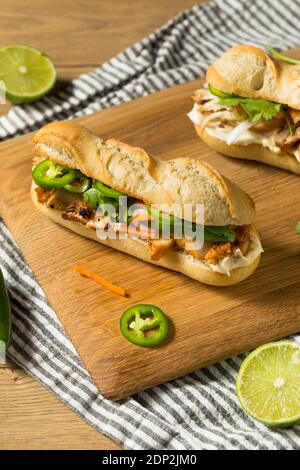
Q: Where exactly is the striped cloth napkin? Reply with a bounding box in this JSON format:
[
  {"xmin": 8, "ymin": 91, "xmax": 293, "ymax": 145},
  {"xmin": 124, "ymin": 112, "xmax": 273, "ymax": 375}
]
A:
[{"xmin": 1, "ymin": 0, "xmax": 300, "ymax": 450}]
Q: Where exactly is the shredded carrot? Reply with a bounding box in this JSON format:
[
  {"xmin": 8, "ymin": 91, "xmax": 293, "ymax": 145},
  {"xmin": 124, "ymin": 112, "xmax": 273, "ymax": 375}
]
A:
[{"xmin": 74, "ymin": 265, "xmax": 127, "ymax": 297}]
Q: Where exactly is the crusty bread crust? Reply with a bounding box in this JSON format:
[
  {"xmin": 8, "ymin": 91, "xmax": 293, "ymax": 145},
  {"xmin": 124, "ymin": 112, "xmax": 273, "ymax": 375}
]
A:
[
  {"xmin": 206, "ymin": 45, "xmax": 300, "ymax": 110},
  {"xmin": 31, "ymin": 184, "xmax": 261, "ymax": 286},
  {"xmin": 33, "ymin": 121, "xmax": 255, "ymax": 226},
  {"xmin": 195, "ymin": 125, "xmax": 300, "ymax": 175}
]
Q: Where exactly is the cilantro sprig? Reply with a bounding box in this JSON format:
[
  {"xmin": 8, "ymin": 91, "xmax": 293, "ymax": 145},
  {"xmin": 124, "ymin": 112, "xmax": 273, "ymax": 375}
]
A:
[
  {"xmin": 83, "ymin": 186, "xmax": 119, "ymax": 210},
  {"xmin": 208, "ymin": 84, "xmax": 283, "ymax": 122},
  {"xmin": 267, "ymin": 46, "xmax": 300, "ymax": 65}
]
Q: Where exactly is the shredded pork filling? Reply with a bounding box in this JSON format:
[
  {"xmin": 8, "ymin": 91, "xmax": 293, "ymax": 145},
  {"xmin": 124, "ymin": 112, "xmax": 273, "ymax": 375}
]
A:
[
  {"xmin": 35, "ymin": 186, "xmax": 255, "ymax": 273},
  {"xmin": 188, "ymin": 88, "xmax": 300, "ymax": 162}
]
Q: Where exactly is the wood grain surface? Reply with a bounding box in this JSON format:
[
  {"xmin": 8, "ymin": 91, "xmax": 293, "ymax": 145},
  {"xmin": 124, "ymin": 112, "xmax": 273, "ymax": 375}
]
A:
[
  {"xmin": 1, "ymin": 73, "xmax": 300, "ymax": 400},
  {"xmin": 0, "ymin": 361, "xmax": 119, "ymax": 450},
  {"xmin": 0, "ymin": 0, "xmax": 199, "ymax": 450}
]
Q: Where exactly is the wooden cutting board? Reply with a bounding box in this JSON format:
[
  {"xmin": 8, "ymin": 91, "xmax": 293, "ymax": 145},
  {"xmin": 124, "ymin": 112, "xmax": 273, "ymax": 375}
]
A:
[{"xmin": 1, "ymin": 74, "xmax": 300, "ymax": 400}]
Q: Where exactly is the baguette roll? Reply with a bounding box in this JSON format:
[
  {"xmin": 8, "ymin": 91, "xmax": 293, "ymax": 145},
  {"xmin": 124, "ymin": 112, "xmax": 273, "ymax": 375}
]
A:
[
  {"xmin": 188, "ymin": 45, "xmax": 300, "ymax": 174},
  {"xmin": 195, "ymin": 125, "xmax": 300, "ymax": 175},
  {"xmin": 31, "ymin": 121, "xmax": 262, "ymax": 286},
  {"xmin": 207, "ymin": 45, "xmax": 300, "ymax": 110},
  {"xmin": 33, "ymin": 121, "xmax": 255, "ymax": 226}
]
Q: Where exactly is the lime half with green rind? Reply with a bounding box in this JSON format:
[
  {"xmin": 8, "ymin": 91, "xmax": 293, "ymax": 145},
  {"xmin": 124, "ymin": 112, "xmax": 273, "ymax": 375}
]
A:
[
  {"xmin": 236, "ymin": 341, "xmax": 300, "ymax": 428},
  {"xmin": 0, "ymin": 44, "xmax": 56, "ymax": 103}
]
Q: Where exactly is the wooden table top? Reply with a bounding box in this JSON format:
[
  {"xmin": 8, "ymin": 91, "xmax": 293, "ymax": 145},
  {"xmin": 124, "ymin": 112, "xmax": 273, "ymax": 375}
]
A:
[{"xmin": 0, "ymin": 0, "xmax": 202, "ymax": 450}]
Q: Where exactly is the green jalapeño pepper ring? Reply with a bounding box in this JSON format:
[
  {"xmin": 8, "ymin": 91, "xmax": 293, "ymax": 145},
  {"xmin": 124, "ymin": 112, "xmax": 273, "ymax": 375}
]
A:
[
  {"xmin": 120, "ymin": 304, "xmax": 169, "ymax": 347},
  {"xmin": 64, "ymin": 172, "xmax": 91, "ymax": 194},
  {"xmin": 94, "ymin": 180, "xmax": 125, "ymax": 201},
  {"xmin": 0, "ymin": 267, "xmax": 11, "ymax": 363},
  {"xmin": 32, "ymin": 159, "xmax": 78, "ymax": 189}
]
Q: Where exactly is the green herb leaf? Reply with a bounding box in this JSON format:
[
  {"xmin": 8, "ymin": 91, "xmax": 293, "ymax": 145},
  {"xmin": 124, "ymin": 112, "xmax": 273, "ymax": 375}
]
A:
[
  {"xmin": 296, "ymin": 222, "xmax": 300, "ymax": 236},
  {"xmin": 210, "ymin": 84, "xmax": 283, "ymax": 122},
  {"xmin": 83, "ymin": 185, "xmax": 121, "ymax": 216},
  {"xmin": 83, "ymin": 188, "xmax": 102, "ymax": 208},
  {"xmin": 241, "ymin": 100, "xmax": 282, "ymax": 122}
]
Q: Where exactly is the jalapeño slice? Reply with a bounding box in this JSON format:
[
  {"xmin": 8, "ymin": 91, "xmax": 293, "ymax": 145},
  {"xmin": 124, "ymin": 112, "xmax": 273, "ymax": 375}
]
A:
[
  {"xmin": 120, "ymin": 304, "xmax": 169, "ymax": 347},
  {"xmin": 64, "ymin": 172, "xmax": 91, "ymax": 194},
  {"xmin": 147, "ymin": 206, "xmax": 236, "ymax": 242},
  {"xmin": 208, "ymin": 83, "xmax": 233, "ymax": 98},
  {"xmin": 94, "ymin": 180, "xmax": 125, "ymax": 201},
  {"xmin": 32, "ymin": 159, "xmax": 78, "ymax": 189}
]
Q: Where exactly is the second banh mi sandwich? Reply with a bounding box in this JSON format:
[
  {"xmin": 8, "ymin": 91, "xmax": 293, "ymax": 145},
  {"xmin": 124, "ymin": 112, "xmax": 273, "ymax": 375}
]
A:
[
  {"xmin": 188, "ymin": 45, "xmax": 300, "ymax": 174},
  {"xmin": 31, "ymin": 121, "xmax": 262, "ymax": 286}
]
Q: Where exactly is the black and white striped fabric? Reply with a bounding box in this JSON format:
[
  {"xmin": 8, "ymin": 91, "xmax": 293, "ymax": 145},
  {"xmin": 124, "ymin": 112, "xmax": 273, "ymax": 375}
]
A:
[{"xmin": 1, "ymin": 0, "xmax": 300, "ymax": 450}]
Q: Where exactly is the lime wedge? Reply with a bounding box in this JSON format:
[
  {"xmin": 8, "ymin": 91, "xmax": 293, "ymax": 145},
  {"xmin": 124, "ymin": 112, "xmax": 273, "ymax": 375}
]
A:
[
  {"xmin": 0, "ymin": 44, "xmax": 56, "ymax": 103},
  {"xmin": 236, "ymin": 341, "xmax": 300, "ymax": 428}
]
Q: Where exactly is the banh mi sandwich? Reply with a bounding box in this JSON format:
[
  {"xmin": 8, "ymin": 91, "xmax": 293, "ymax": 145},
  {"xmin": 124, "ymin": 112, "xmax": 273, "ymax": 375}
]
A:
[
  {"xmin": 31, "ymin": 121, "xmax": 262, "ymax": 286},
  {"xmin": 188, "ymin": 45, "xmax": 300, "ymax": 174}
]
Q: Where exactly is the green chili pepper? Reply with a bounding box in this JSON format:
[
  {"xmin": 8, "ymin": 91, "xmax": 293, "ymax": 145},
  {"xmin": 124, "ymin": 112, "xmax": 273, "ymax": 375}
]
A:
[
  {"xmin": 94, "ymin": 180, "xmax": 125, "ymax": 201},
  {"xmin": 120, "ymin": 304, "xmax": 169, "ymax": 347},
  {"xmin": 32, "ymin": 159, "xmax": 78, "ymax": 189},
  {"xmin": 267, "ymin": 46, "xmax": 300, "ymax": 65},
  {"xmin": 203, "ymin": 225, "xmax": 236, "ymax": 243},
  {"xmin": 146, "ymin": 206, "xmax": 236, "ymax": 243},
  {"xmin": 146, "ymin": 205, "xmax": 179, "ymax": 232},
  {"xmin": 208, "ymin": 83, "xmax": 233, "ymax": 98},
  {"xmin": 0, "ymin": 267, "xmax": 11, "ymax": 363},
  {"xmin": 64, "ymin": 172, "xmax": 91, "ymax": 194}
]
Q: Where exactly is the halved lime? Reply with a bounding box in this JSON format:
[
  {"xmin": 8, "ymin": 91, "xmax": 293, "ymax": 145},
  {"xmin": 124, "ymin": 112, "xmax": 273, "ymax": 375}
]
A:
[
  {"xmin": 0, "ymin": 44, "xmax": 56, "ymax": 103},
  {"xmin": 236, "ymin": 341, "xmax": 300, "ymax": 428}
]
